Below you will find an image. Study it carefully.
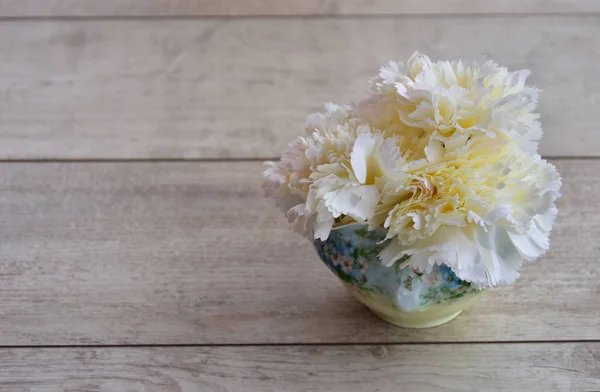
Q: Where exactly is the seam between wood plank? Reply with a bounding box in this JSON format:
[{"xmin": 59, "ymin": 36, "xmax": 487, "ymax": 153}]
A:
[
  {"xmin": 0, "ymin": 340, "xmax": 598, "ymax": 349},
  {"xmin": 0, "ymin": 156, "xmax": 595, "ymax": 163},
  {"xmin": 0, "ymin": 12, "xmax": 599, "ymax": 21},
  {"xmin": 0, "ymin": 157, "xmax": 276, "ymax": 163}
]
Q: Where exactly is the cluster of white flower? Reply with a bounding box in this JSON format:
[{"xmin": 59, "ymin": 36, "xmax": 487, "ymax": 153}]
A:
[{"xmin": 263, "ymin": 52, "xmax": 562, "ymax": 289}]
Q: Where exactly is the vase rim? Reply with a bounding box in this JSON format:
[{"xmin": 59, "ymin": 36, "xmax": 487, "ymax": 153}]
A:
[{"xmin": 331, "ymin": 221, "xmax": 365, "ymax": 231}]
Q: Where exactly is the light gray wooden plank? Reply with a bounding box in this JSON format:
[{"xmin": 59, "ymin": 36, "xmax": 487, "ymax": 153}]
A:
[
  {"xmin": 0, "ymin": 344, "xmax": 598, "ymax": 391},
  {"xmin": 0, "ymin": 160, "xmax": 597, "ymax": 345},
  {"xmin": 0, "ymin": 0, "xmax": 598, "ymax": 17},
  {"xmin": 0, "ymin": 17, "xmax": 599, "ymax": 159}
]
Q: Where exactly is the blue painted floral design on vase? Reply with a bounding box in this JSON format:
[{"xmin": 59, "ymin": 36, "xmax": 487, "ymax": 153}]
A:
[{"xmin": 313, "ymin": 223, "xmax": 483, "ymax": 328}]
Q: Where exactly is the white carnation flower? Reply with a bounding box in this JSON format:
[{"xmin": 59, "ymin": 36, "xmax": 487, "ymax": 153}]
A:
[
  {"xmin": 369, "ymin": 52, "xmax": 542, "ymax": 153},
  {"xmin": 378, "ymin": 139, "xmax": 562, "ymax": 288},
  {"xmin": 263, "ymin": 104, "xmax": 353, "ymax": 236},
  {"xmin": 263, "ymin": 104, "xmax": 404, "ymax": 240},
  {"xmin": 307, "ymin": 131, "xmax": 404, "ymax": 239}
]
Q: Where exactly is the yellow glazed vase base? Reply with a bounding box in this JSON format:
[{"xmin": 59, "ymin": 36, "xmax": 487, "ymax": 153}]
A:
[
  {"xmin": 348, "ymin": 286, "xmax": 483, "ymax": 329},
  {"xmin": 370, "ymin": 309, "xmax": 463, "ymax": 329}
]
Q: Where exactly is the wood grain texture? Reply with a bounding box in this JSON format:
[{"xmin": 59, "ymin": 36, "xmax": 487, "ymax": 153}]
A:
[
  {"xmin": 0, "ymin": 344, "xmax": 598, "ymax": 391},
  {"xmin": 0, "ymin": 0, "xmax": 599, "ymax": 17},
  {"xmin": 0, "ymin": 160, "xmax": 597, "ymax": 345},
  {"xmin": 1, "ymin": 17, "xmax": 599, "ymax": 159},
  {"xmin": 0, "ymin": 343, "xmax": 600, "ymax": 392}
]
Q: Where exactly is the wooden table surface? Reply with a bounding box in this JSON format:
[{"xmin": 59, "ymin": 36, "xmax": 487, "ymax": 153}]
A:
[{"xmin": 1, "ymin": 1, "xmax": 599, "ymax": 391}]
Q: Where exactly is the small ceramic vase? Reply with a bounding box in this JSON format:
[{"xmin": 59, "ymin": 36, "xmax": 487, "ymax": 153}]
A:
[{"xmin": 314, "ymin": 223, "xmax": 483, "ymax": 328}]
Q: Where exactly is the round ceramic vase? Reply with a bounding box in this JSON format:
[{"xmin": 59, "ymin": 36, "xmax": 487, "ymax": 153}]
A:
[{"xmin": 314, "ymin": 224, "xmax": 483, "ymax": 328}]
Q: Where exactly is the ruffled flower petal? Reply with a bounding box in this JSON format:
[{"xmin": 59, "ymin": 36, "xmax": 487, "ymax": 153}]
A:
[{"xmin": 378, "ymin": 140, "xmax": 561, "ymax": 288}]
